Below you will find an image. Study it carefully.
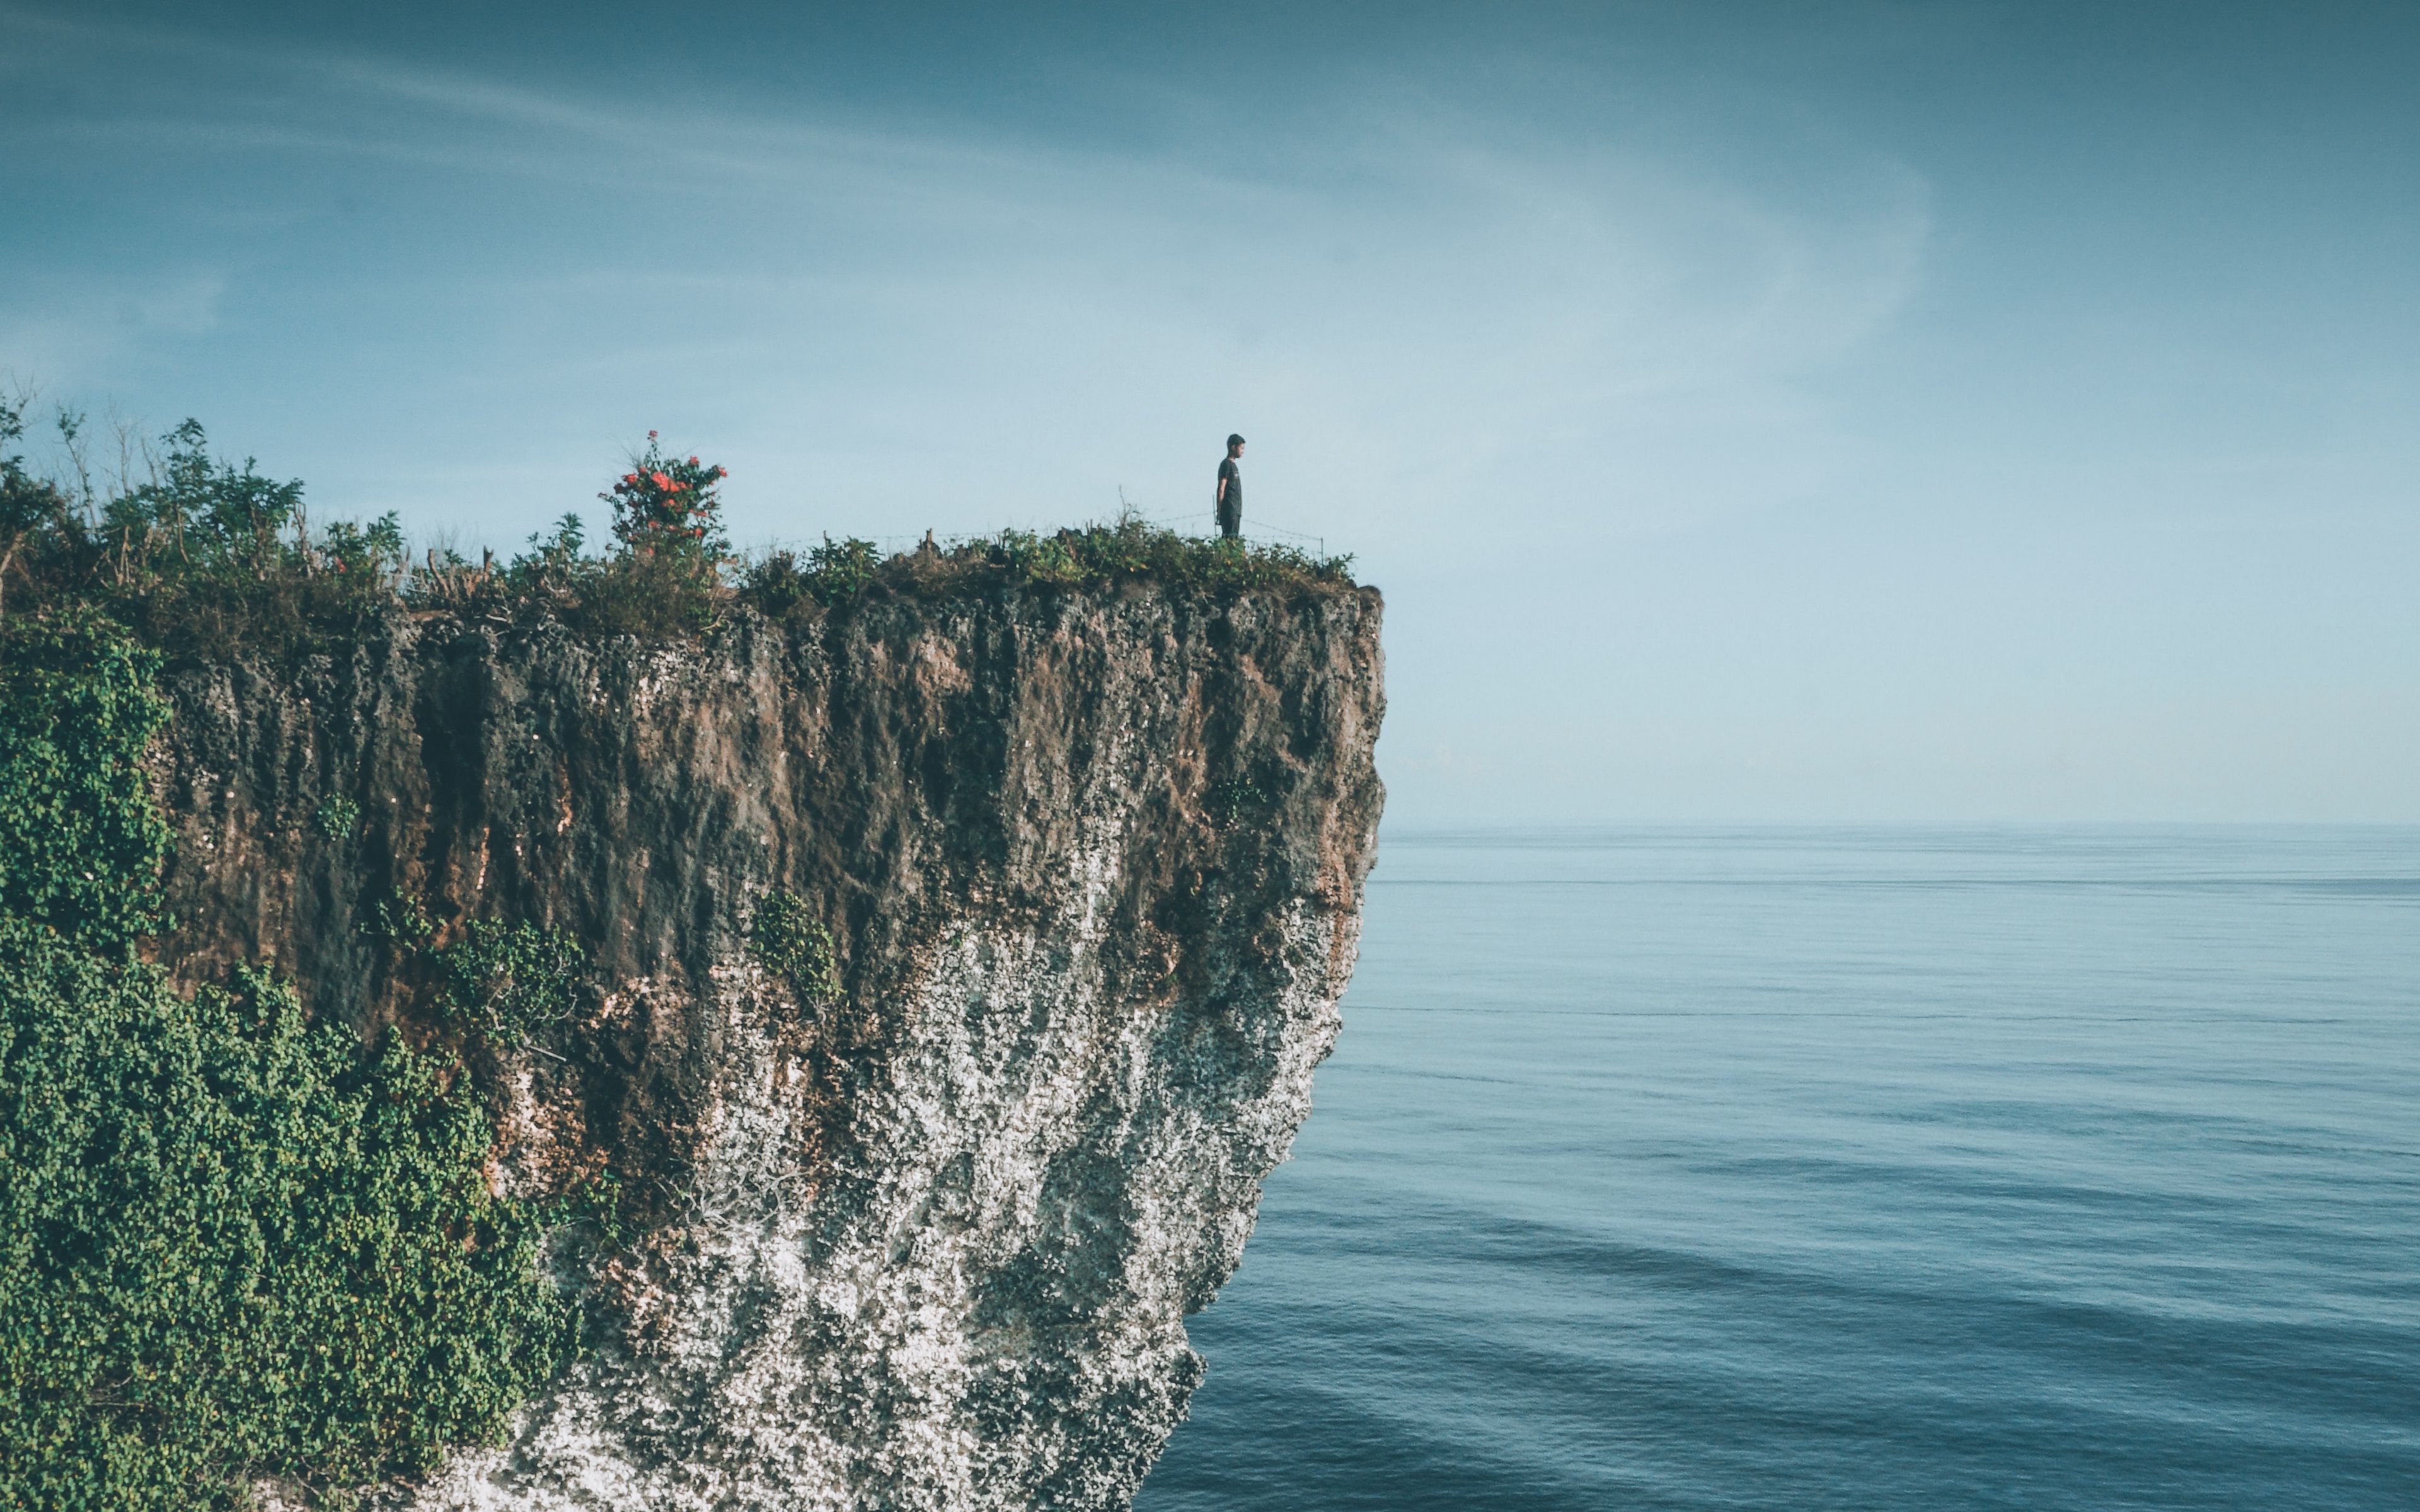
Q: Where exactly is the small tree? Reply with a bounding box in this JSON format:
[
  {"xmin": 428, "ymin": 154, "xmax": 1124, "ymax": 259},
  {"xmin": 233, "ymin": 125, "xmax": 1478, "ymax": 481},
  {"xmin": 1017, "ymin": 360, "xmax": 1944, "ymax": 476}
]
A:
[
  {"xmin": 601, "ymin": 432, "xmax": 729, "ymax": 561},
  {"xmin": 102, "ymin": 420, "xmax": 306, "ymax": 576},
  {"xmin": 0, "ymin": 396, "xmax": 76, "ymax": 619}
]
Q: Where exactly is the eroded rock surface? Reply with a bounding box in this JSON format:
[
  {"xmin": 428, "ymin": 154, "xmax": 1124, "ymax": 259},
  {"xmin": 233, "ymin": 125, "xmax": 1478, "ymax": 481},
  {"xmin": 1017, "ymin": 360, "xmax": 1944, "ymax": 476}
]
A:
[{"xmin": 154, "ymin": 584, "xmax": 1384, "ymax": 1511}]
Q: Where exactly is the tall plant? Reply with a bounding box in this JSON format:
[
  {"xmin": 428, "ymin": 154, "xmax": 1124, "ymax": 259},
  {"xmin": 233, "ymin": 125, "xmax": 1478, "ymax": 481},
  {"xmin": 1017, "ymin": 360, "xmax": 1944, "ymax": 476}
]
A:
[{"xmin": 601, "ymin": 431, "xmax": 729, "ymax": 561}]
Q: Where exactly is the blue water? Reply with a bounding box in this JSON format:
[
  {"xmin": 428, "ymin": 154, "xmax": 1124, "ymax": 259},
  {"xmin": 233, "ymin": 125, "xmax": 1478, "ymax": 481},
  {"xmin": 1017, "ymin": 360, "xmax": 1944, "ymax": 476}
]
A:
[{"xmin": 1137, "ymin": 827, "xmax": 2420, "ymax": 1511}]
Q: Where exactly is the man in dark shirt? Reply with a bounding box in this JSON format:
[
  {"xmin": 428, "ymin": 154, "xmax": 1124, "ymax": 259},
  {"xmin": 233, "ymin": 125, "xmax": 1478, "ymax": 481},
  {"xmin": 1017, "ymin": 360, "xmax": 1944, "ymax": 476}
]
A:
[{"xmin": 1215, "ymin": 434, "xmax": 1245, "ymax": 539}]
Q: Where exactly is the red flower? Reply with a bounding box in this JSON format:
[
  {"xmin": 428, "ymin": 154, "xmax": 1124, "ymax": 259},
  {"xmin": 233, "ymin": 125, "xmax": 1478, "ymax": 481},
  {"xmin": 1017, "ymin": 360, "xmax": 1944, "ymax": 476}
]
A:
[
  {"xmin": 648, "ymin": 430, "xmax": 659, "ymax": 440},
  {"xmin": 650, "ymin": 471, "xmax": 672, "ymax": 490},
  {"xmin": 623, "ymin": 473, "xmax": 638, "ymax": 484},
  {"xmin": 688, "ymin": 455, "xmax": 700, "ymax": 465}
]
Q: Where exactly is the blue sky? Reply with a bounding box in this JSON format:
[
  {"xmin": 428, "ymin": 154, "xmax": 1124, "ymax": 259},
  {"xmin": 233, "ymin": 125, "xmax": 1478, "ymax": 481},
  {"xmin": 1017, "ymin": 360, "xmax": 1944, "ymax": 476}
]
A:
[{"xmin": 5, "ymin": 1, "xmax": 2416, "ymax": 821}]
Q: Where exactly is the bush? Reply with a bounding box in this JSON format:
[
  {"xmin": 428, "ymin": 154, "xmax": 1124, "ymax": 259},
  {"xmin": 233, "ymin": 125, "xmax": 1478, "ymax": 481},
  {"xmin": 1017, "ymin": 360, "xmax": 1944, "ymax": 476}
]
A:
[
  {"xmin": 749, "ymin": 890, "xmax": 839, "ymax": 1006},
  {"xmin": 1, "ymin": 406, "xmax": 405, "ymax": 660},
  {"xmin": 602, "ymin": 431, "xmax": 729, "ymax": 561},
  {"xmin": 431, "ymin": 917, "xmax": 584, "ymax": 1048},
  {"xmin": 564, "ymin": 549, "xmax": 720, "ymax": 639},
  {"xmin": 313, "ymin": 794, "xmax": 360, "ymax": 840}
]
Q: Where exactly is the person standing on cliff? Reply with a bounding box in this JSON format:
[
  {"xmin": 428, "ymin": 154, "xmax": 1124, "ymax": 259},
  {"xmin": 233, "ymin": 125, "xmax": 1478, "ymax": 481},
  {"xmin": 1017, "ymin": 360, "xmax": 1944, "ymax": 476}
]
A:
[{"xmin": 1215, "ymin": 434, "xmax": 1245, "ymax": 539}]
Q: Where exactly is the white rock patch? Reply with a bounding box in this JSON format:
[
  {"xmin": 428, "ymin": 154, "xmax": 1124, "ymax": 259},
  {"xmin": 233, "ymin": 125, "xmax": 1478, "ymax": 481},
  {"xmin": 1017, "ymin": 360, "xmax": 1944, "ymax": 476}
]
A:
[{"xmin": 399, "ymin": 839, "xmax": 1354, "ymax": 1512}]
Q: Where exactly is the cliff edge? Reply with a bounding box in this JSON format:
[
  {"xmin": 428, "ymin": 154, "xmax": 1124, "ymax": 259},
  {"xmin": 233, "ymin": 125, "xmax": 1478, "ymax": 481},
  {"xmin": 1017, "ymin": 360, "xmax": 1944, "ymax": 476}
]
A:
[{"xmin": 152, "ymin": 582, "xmax": 1384, "ymax": 1511}]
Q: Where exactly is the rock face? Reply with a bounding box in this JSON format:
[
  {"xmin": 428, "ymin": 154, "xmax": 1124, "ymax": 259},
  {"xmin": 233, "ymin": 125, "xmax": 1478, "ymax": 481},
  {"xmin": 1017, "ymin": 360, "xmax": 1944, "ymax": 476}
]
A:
[{"xmin": 151, "ymin": 583, "xmax": 1385, "ymax": 1511}]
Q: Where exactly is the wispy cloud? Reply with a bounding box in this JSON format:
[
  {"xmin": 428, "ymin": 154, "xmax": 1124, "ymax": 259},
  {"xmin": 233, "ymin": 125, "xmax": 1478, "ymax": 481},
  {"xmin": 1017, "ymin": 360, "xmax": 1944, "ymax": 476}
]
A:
[
  {"xmin": 5, "ymin": 11, "xmax": 1932, "ymax": 545},
  {"xmin": 11, "ymin": 3, "xmax": 2414, "ymax": 820}
]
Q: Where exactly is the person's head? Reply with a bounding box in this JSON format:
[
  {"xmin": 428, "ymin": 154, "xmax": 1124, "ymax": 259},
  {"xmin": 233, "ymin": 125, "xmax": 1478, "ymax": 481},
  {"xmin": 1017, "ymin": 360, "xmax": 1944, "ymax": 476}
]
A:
[{"xmin": 1226, "ymin": 433, "xmax": 1246, "ymax": 457}]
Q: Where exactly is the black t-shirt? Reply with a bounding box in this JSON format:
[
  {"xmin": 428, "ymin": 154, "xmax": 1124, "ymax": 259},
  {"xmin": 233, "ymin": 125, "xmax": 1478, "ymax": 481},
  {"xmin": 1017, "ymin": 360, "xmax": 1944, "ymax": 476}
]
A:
[{"xmin": 1217, "ymin": 457, "xmax": 1242, "ymax": 513}]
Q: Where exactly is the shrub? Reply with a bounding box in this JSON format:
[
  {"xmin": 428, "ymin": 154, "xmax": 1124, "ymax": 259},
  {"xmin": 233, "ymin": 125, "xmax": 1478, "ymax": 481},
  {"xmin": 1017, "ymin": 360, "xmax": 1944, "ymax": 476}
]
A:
[
  {"xmin": 0, "ymin": 401, "xmax": 76, "ymax": 622},
  {"xmin": 887, "ymin": 514, "xmax": 1356, "ymax": 599},
  {"xmin": 601, "ymin": 431, "xmax": 729, "ymax": 561},
  {"xmin": 739, "ymin": 536, "xmax": 882, "ymax": 616},
  {"xmin": 504, "ymin": 512, "xmax": 587, "ymax": 598},
  {"xmin": 313, "ymin": 794, "xmax": 360, "ymax": 840},
  {"xmin": 364, "ymin": 891, "xmax": 435, "ymax": 951},
  {"xmin": 1, "ymin": 410, "xmax": 406, "ymax": 660},
  {"xmin": 430, "ymin": 918, "xmax": 584, "ymax": 1048},
  {"xmin": 749, "ymin": 890, "xmax": 839, "ymax": 1006},
  {"xmin": 564, "ymin": 549, "xmax": 720, "ymax": 639},
  {"xmin": 740, "ymin": 549, "xmax": 810, "ymax": 616},
  {"xmin": 107, "ymin": 418, "xmax": 306, "ymax": 574}
]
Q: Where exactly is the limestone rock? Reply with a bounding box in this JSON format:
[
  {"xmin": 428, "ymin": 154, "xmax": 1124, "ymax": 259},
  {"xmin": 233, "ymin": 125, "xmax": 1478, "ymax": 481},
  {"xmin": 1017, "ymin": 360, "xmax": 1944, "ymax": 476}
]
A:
[{"xmin": 155, "ymin": 584, "xmax": 1384, "ymax": 1510}]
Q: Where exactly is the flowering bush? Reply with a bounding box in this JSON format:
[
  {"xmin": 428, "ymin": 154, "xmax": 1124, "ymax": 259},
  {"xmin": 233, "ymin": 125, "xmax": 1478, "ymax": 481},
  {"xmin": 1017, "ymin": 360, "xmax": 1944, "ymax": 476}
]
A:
[{"xmin": 601, "ymin": 431, "xmax": 729, "ymax": 559}]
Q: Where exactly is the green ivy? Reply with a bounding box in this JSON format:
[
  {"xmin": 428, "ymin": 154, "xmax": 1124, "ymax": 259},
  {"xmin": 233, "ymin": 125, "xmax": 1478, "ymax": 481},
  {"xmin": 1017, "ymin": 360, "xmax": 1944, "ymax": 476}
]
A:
[
  {"xmin": 0, "ymin": 609, "xmax": 173, "ymax": 955},
  {"xmin": 0, "ymin": 936, "xmax": 573, "ymax": 1509},
  {"xmin": 0, "ymin": 613, "xmax": 575, "ymax": 1509}
]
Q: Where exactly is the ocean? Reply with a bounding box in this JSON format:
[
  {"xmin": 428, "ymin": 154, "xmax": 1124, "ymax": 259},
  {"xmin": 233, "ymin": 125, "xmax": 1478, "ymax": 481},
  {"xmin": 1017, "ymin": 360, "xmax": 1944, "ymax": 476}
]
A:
[{"xmin": 1135, "ymin": 827, "xmax": 2420, "ymax": 1511}]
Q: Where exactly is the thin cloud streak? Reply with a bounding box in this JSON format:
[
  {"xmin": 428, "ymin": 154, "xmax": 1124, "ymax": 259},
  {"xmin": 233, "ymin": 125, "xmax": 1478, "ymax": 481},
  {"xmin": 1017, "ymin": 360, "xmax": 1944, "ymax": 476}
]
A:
[
  {"xmin": 21, "ymin": 3, "xmax": 2395, "ymax": 820},
  {"xmin": 6, "ymin": 5, "xmax": 1934, "ymax": 557}
]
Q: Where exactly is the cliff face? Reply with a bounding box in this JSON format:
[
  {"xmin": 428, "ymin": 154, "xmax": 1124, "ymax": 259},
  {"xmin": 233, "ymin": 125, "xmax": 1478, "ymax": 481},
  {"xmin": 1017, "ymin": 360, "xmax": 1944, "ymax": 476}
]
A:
[{"xmin": 151, "ymin": 584, "xmax": 1384, "ymax": 1511}]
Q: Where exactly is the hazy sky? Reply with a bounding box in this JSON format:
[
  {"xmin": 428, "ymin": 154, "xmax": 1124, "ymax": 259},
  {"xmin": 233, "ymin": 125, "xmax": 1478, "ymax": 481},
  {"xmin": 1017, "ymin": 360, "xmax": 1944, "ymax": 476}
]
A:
[{"xmin": 6, "ymin": 1, "xmax": 2416, "ymax": 822}]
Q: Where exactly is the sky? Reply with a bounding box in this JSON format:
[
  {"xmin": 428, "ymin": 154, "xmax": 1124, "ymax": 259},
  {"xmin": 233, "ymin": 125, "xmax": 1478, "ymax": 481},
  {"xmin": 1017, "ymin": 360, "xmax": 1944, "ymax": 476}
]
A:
[{"xmin": 4, "ymin": 1, "xmax": 2416, "ymax": 823}]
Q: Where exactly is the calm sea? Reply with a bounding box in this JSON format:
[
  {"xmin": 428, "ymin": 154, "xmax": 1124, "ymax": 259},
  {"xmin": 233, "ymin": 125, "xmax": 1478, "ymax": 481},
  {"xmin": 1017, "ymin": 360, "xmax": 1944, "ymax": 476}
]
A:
[{"xmin": 1137, "ymin": 827, "xmax": 2420, "ymax": 1511}]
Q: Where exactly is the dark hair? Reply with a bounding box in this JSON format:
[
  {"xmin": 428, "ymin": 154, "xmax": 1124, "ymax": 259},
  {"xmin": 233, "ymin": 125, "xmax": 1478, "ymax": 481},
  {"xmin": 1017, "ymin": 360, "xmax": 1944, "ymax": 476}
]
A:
[{"xmin": 1226, "ymin": 433, "xmax": 1246, "ymax": 449}]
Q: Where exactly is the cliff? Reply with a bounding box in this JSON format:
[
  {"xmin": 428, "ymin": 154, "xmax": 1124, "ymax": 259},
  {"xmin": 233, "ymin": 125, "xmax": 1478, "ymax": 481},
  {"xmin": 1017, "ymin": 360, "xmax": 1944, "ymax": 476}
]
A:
[{"xmin": 149, "ymin": 583, "xmax": 1384, "ymax": 1511}]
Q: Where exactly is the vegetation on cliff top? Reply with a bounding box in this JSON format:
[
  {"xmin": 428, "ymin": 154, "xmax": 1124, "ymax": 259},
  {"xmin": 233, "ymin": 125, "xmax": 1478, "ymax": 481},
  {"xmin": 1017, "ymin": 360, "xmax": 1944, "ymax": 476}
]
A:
[
  {"xmin": 0, "ymin": 611, "xmax": 577, "ymax": 1509},
  {"xmin": 1, "ymin": 399, "xmax": 1357, "ymax": 661}
]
